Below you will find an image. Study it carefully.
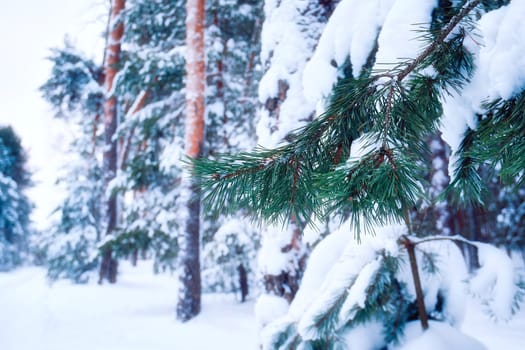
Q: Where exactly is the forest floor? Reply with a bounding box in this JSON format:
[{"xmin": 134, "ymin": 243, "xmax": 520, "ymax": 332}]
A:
[{"xmin": 0, "ymin": 260, "xmax": 524, "ymax": 350}]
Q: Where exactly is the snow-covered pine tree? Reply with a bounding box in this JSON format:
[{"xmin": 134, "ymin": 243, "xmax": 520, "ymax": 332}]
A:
[
  {"xmin": 204, "ymin": 0, "xmax": 262, "ymax": 156},
  {"xmin": 201, "ymin": 0, "xmax": 263, "ymax": 299},
  {"xmin": 0, "ymin": 126, "xmax": 32, "ymax": 270},
  {"xmin": 103, "ymin": 0, "xmax": 186, "ymax": 272},
  {"xmin": 41, "ymin": 0, "xmax": 188, "ymax": 282},
  {"xmin": 248, "ymin": 0, "xmax": 336, "ymax": 322},
  {"xmin": 201, "ymin": 218, "xmax": 260, "ymax": 300},
  {"xmin": 39, "ymin": 42, "xmax": 105, "ymax": 282},
  {"xmin": 116, "ymin": 0, "xmax": 264, "ymax": 307},
  {"xmin": 194, "ymin": 0, "xmax": 525, "ymax": 347},
  {"xmin": 40, "ymin": 43, "xmax": 104, "ymax": 120},
  {"xmin": 44, "ymin": 149, "xmax": 103, "ymax": 283}
]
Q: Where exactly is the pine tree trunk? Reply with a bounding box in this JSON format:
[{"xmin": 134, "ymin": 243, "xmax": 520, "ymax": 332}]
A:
[
  {"xmin": 238, "ymin": 263, "xmax": 248, "ymax": 303},
  {"xmin": 262, "ymin": 220, "xmax": 307, "ymax": 303},
  {"xmin": 99, "ymin": 0, "xmax": 125, "ymax": 284},
  {"xmin": 260, "ymin": 79, "xmax": 307, "ymax": 303},
  {"xmin": 176, "ymin": 0, "xmax": 205, "ymax": 322}
]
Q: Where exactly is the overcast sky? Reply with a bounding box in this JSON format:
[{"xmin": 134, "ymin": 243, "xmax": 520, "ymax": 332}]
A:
[{"xmin": 0, "ymin": 0, "xmax": 106, "ymax": 228}]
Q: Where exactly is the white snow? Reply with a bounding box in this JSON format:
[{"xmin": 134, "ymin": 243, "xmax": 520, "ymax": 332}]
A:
[
  {"xmin": 0, "ymin": 259, "xmax": 524, "ymax": 349},
  {"xmin": 254, "ymin": 294, "xmax": 289, "ymax": 328},
  {"xmin": 0, "ymin": 261, "xmax": 257, "ymax": 350},
  {"xmin": 257, "ymin": 224, "xmax": 296, "ymax": 276},
  {"xmin": 469, "ymin": 243, "xmax": 517, "ymax": 321},
  {"xmin": 291, "ymin": 223, "xmax": 406, "ymax": 340},
  {"xmin": 338, "ymin": 257, "xmax": 382, "ymax": 322},
  {"xmin": 301, "ymin": 0, "xmax": 457, "ymax": 114},
  {"xmin": 341, "ymin": 320, "xmax": 386, "ymax": 350},
  {"xmin": 441, "ymin": 0, "xmax": 525, "ymax": 177},
  {"xmin": 287, "ymin": 222, "xmax": 351, "ymax": 319},
  {"xmin": 462, "ymin": 296, "xmax": 525, "ymax": 350},
  {"xmin": 303, "ymin": 0, "xmax": 393, "ymax": 104},
  {"xmin": 396, "ymin": 320, "xmax": 487, "ymax": 350},
  {"xmin": 475, "ymin": 1, "xmax": 525, "ymax": 101},
  {"xmin": 256, "ymin": 0, "xmax": 327, "ymax": 148},
  {"xmin": 259, "ymin": 221, "xmax": 525, "ymax": 348},
  {"xmin": 373, "ymin": 0, "xmax": 436, "ymax": 72}
]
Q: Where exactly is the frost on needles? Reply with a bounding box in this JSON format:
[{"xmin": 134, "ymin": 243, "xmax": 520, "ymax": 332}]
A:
[{"xmin": 194, "ymin": 0, "xmax": 525, "ymax": 348}]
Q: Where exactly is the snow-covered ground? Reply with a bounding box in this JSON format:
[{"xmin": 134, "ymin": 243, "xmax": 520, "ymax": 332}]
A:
[
  {"xmin": 0, "ymin": 261, "xmax": 524, "ymax": 350},
  {"xmin": 0, "ymin": 261, "xmax": 257, "ymax": 350}
]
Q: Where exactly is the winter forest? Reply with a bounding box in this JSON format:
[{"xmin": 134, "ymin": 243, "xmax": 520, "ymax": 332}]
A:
[{"xmin": 1, "ymin": 0, "xmax": 525, "ymax": 349}]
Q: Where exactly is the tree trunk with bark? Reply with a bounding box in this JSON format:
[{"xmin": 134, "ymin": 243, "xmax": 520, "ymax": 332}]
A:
[
  {"xmin": 99, "ymin": 0, "xmax": 125, "ymax": 284},
  {"xmin": 176, "ymin": 0, "xmax": 205, "ymax": 322}
]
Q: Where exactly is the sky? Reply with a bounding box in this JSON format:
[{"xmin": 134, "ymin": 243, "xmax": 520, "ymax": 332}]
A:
[{"xmin": 0, "ymin": 0, "xmax": 105, "ymax": 228}]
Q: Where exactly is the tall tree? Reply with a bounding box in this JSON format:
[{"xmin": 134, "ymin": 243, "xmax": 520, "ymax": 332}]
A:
[
  {"xmin": 177, "ymin": 0, "xmax": 206, "ymax": 322},
  {"xmin": 39, "ymin": 42, "xmax": 105, "ymax": 283},
  {"xmin": 106, "ymin": 0, "xmax": 186, "ymax": 272},
  {"xmin": 99, "ymin": 0, "xmax": 126, "ymax": 284},
  {"xmin": 200, "ymin": 0, "xmax": 263, "ymax": 300},
  {"xmin": 40, "ymin": 0, "xmax": 187, "ymax": 282}
]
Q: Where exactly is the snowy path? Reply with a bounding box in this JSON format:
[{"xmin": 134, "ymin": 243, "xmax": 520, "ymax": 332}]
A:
[
  {"xmin": 0, "ymin": 262, "xmax": 257, "ymax": 350},
  {"xmin": 1, "ymin": 262, "xmax": 524, "ymax": 350}
]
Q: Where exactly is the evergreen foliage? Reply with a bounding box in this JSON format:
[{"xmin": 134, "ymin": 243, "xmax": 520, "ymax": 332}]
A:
[
  {"xmin": 38, "ymin": 0, "xmax": 264, "ymax": 289},
  {"xmin": 40, "ymin": 41, "xmax": 104, "ymax": 118},
  {"xmin": 0, "ymin": 126, "xmax": 32, "ymax": 270},
  {"xmin": 201, "ymin": 0, "xmax": 263, "ymax": 295},
  {"xmin": 194, "ymin": 0, "xmax": 525, "ymax": 347},
  {"xmin": 193, "ymin": 0, "xmax": 523, "ymax": 233},
  {"xmin": 449, "ymin": 90, "xmax": 525, "ymax": 202},
  {"xmin": 201, "ymin": 218, "xmax": 259, "ymax": 296},
  {"xmin": 43, "ymin": 152, "xmax": 103, "ymax": 283},
  {"xmin": 39, "ymin": 43, "xmax": 104, "ymax": 282},
  {"xmin": 105, "ymin": 0, "xmax": 187, "ymax": 270},
  {"xmin": 194, "ymin": 0, "xmax": 478, "ymax": 231}
]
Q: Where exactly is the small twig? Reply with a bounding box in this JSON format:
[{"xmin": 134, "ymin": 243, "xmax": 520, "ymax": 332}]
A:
[
  {"xmin": 401, "ymin": 235, "xmax": 429, "ymax": 331},
  {"xmin": 333, "ymin": 143, "xmax": 344, "ymax": 165},
  {"xmin": 382, "ymin": 84, "xmax": 396, "ymax": 148},
  {"xmin": 411, "ymin": 234, "xmax": 475, "ymax": 247},
  {"xmin": 290, "ymin": 157, "xmax": 300, "ymax": 204},
  {"xmin": 213, "ymin": 163, "xmax": 266, "ymax": 181},
  {"xmin": 383, "ymin": 148, "xmax": 396, "ymax": 169}
]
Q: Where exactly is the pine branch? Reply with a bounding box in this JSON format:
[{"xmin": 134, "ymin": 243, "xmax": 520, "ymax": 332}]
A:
[
  {"xmin": 450, "ymin": 91, "xmax": 525, "ymax": 199},
  {"xmin": 193, "ymin": 0, "xmax": 482, "ymax": 226},
  {"xmin": 376, "ymin": 0, "xmax": 480, "ymax": 181},
  {"xmin": 396, "ymin": 0, "xmax": 481, "ymax": 82}
]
